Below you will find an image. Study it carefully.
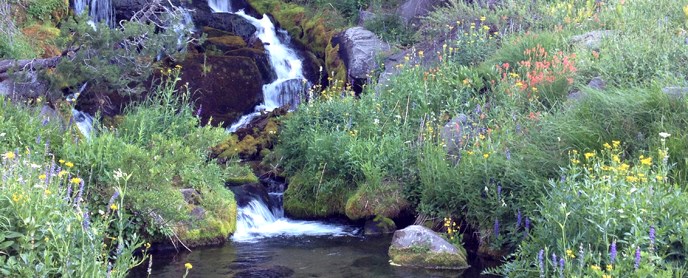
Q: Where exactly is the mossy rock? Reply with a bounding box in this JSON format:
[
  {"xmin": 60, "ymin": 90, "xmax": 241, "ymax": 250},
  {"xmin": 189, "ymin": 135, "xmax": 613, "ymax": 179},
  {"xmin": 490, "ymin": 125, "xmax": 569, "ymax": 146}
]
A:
[
  {"xmin": 173, "ymin": 189, "xmax": 238, "ymax": 247},
  {"xmin": 344, "ymin": 181, "xmax": 409, "ymax": 220},
  {"xmin": 388, "ymin": 225, "xmax": 469, "ymax": 269},
  {"xmin": 180, "ymin": 53, "xmax": 264, "ymax": 126},
  {"xmin": 364, "ymin": 215, "xmax": 397, "ymax": 236},
  {"xmin": 283, "ymin": 172, "xmax": 351, "ymax": 218},
  {"xmin": 206, "ymin": 35, "xmax": 248, "ymax": 51},
  {"xmin": 226, "ymin": 174, "xmax": 260, "ymax": 186}
]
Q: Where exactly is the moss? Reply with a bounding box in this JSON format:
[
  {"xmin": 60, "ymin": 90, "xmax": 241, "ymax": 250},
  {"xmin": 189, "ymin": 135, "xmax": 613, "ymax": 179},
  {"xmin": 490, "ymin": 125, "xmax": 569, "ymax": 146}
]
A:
[
  {"xmin": 226, "ymin": 173, "xmax": 259, "ymax": 186},
  {"xmin": 283, "ymin": 171, "xmax": 351, "ymax": 218},
  {"xmin": 345, "ymin": 181, "xmax": 409, "ymax": 220},
  {"xmin": 388, "ymin": 246, "xmax": 469, "ymax": 269}
]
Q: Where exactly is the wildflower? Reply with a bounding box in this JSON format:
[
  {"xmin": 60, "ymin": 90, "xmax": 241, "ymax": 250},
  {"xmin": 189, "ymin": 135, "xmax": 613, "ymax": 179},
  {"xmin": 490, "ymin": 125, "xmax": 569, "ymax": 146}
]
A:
[
  {"xmin": 626, "ymin": 175, "xmax": 639, "ymax": 183},
  {"xmin": 656, "ymin": 175, "xmax": 663, "ymax": 182},
  {"xmin": 640, "ymin": 156, "xmax": 652, "ymax": 166},
  {"xmin": 480, "ymin": 16, "xmax": 486, "ymax": 21},
  {"xmin": 634, "ymin": 246, "xmax": 641, "ymax": 270},
  {"xmin": 538, "ymin": 249, "xmax": 545, "ymax": 278},
  {"xmin": 494, "ymin": 219, "xmax": 499, "ymax": 237},
  {"xmin": 591, "ymin": 265, "xmax": 601, "ymax": 271},
  {"xmin": 463, "ymin": 78, "xmax": 470, "ymax": 86},
  {"xmin": 618, "ymin": 163, "xmax": 629, "ymax": 171},
  {"xmin": 584, "ymin": 152, "xmax": 595, "ymax": 160},
  {"xmin": 649, "ymin": 226, "xmax": 656, "ymax": 251},
  {"xmin": 482, "ymin": 25, "xmax": 490, "ymax": 31},
  {"xmin": 602, "ymin": 275, "xmax": 611, "ymax": 278},
  {"xmin": 3, "ymin": 151, "xmax": 15, "ymax": 160},
  {"xmin": 39, "ymin": 174, "xmax": 47, "ymax": 180},
  {"xmin": 45, "ymin": 189, "xmax": 51, "ymax": 195},
  {"xmin": 516, "ymin": 210, "xmax": 522, "ymax": 228},
  {"xmin": 610, "ymin": 241, "xmax": 617, "ymax": 263},
  {"xmin": 559, "ymin": 258, "xmax": 565, "ymax": 273},
  {"xmin": 603, "ymin": 143, "xmax": 612, "ymax": 149},
  {"xmin": 58, "ymin": 170, "xmax": 69, "ymax": 177},
  {"xmin": 185, "ymin": 263, "xmax": 193, "ymax": 269},
  {"xmin": 70, "ymin": 177, "xmax": 82, "ymax": 184},
  {"xmin": 65, "ymin": 162, "xmax": 74, "ymax": 168},
  {"xmin": 59, "ymin": 159, "xmax": 65, "ymax": 164},
  {"xmin": 570, "ymin": 159, "xmax": 580, "ymax": 164},
  {"xmin": 659, "ymin": 132, "xmax": 671, "ymax": 139},
  {"xmin": 483, "ymin": 153, "xmax": 490, "ymax": 159},
  {"xmin": 606, "ymin": 264, "xmax": 613, "ymax": 271},
  {"xmin": 566, "ymin": 249, "xmax": 575, "ymax": 258},
  {"xmin": 82, "ymin": 210, "xmax": 90, "ymax": 230},
  {"xmin": 525, "ymin": 217, "xmax": 531, "ymax": 231},
  {"xmin": 145, "ymin": 242, "xmax": 152, "ymax": 249},
  {"xmin": 612, "ymin": 140, "xmax": 620, "ymax": 148}
]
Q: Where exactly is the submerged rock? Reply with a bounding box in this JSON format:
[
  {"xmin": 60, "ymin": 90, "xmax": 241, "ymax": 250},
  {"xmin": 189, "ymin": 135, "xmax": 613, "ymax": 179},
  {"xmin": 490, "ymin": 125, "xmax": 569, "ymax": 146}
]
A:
[
  {"xmin": 364, "ymin": 216, "xmax": 397, "ymax": 236},
  {"xmin": 388, "ymin": 225, "xmax": 469, "ymax": 269}
]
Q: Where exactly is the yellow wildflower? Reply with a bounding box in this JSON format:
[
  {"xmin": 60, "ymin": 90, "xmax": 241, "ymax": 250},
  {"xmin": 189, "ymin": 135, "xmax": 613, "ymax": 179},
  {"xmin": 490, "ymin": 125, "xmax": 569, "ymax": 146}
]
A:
[
  {"xmin": 466, "ymin": 150, "xmax": 474, "ymax": 155},
  {"xmin": 566, "ymin": 249, "xmax": 575, "ymax": 258},
  {"xmin": 591, "ymin": 265, "xmax": 601, "ymax": 271},
  {"xmin": 602, "ymin": 275, "xmax": 611, "ymax": 278},
  {"xmin": 463, "ymin": 78, "xmax": 471, "ymax": 86},
  {"xmin": 640, "ymin": 156, "xmax": 652, "ymax": 166},
  {"xmin": 584, "ymin": 152, "xmax": 595, "ymax": 160},
  {"xmin": 110, "ymin": 204, "xmax": 118, "ymax": 211},
  {"xmin": 618, "ymin": 163, "xmax": 630, "ymax": 171},
  {"xmin": 606, "ymin": 264, "xmax": 613, "ymax": 271},
  {"xmin": 58, "ymin": 170, "xmax": 69, "ymax": 177},
  {"xmin": 626, "ymin": 175, "xmax": 639, "ymax": 183},
  {"xmin": 483, "ymin": 153, "xmax": 490, "ymax": 159},
  {"xmin": 185, "ymin": 263, "xmax": 193, "ymax": 269},
  {"xmin": 656, "ymin": 175, "xmax": 663, "ymax": 182},
  {"xmin": 482, "ymin": 25, "xmax": 490, "ymax": 31},
  {"xmin": 3, "ymin": 151, "xmax": 15, "ymax": 160},
  {"xmin": 59, "ymin": 159, "xmax": 65, "ymax": 164},
  {"xmin": 603, "ymin": 143, "xmax": 612, "ymax": 149},
  {"xmin": 70, "ymin": 177, "xmax": 82, "ymax": 184},
  {"xmin": 45, "ymin": 189, "xmax": 51, "ymax": 195},
  {"xmin": 612, "ymin": 140, "xmax": 620, "ymax": 148},
  {"xmin": 479, "ymin": 134, "xmax": 486, "ymax": 140},
  {"xmin": 480, "ymin": 16, "xmax": 486, "ymax": 21},
  {"xmin": 418, "ymin": 50, "xmax": 424, "ymax": 57},
  {"xmin": 570, "ymin": 159, "xmax": 580, "ymax": 164},
  {"xmin": 145, "ymin": 242, "xmax": 151, "ymax": 249},
  {"xmin": 39, "ymin": 174, "xmax": 47, "ymax": 180},
  {"xmin": 65, "ymin": 162, "xmax": 74, "ymax": 168}
]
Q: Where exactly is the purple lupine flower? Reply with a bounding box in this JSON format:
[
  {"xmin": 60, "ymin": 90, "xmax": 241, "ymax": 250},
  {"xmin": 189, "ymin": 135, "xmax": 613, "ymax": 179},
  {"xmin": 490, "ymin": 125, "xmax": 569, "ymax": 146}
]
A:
[
  {"xmin": 195, "ymin": 104, "xmax": 203, "ymax": 117},
  {"xmin": 552, "ymin": 253, "xmax": 557, "ymax": 271},
  {"xmin": 497, "ymin": 185, "xmax": 502, "ymax": 200},
  {"xmin": 107, "ymin": 190, "xmax": 120, "ymax": 213},
  {"xmin": 525, "ymin": 217, "xmax": 531, "ymax": 231},
  {"xmin": 36, "ymin": 134, "xmax": 41, "ymax": 144},
  {"xmin": 516, "ymin": 210, "xmax": 522, "ymax": 228},
  {"xmin": 560, "ymin": 175, "xmax": 566, "ymax": 183},
  {"xmin": 559, "ymin": 258, "xmax": 565, "ymax": 273},
  {"xmin": 494, "ymin": 219, "xmax": 500, "ymax": 238},
  {"xmin": 42, "ymin": 117, "xmax": 49, "ymax": 126},
  {"xmin": 74, "ymin": 180, "xmax": 85, "ymax": 206},
  {"xmin": 82, "ymin": 209, "xmax": 90, "ymax": 230},
  {"xmin": 66, "ymin": 183, "xmax": 72, "ymax": 202},
  {"xmin": 475, "ymin": 104, "xmax": 482, "ymax": 114},
  {"xmin": 516, "ymin": 123, "xmax": 522, "ymax": 134},
  {"xmin": 610, "ymin": 241, "xmax": 617, "ymax": 263},
  {"xmin": 634, "ymin": 246, "xmax": 641, "ymax": 270},
  {"xmin": 649, "ymin": 226, "xmax": 656, "ymax": 252},
  {"xmin": 538, "ymin": 249, "xmax": 545, "ymax": 278}
]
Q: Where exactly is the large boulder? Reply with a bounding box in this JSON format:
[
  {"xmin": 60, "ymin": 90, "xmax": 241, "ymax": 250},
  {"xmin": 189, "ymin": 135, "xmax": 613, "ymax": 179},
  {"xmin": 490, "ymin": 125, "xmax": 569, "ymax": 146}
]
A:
[
  {"xmin": 333, "ymin": 27, "xmax": 391, "ymax": 81},
  {"xmin": 388, "ymin": 225, "xmax": 469, "ymax": 269},
  {"xmin": 180, "ymin": 53, "xmax": 263, "ymax": 126}
]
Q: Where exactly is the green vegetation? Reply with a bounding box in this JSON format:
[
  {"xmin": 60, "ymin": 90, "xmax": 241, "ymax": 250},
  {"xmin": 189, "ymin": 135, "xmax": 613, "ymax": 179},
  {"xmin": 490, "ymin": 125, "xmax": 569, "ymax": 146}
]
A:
[{"xmin": 274, "ymin": 0, "xmax": 688, "ymax": 275}]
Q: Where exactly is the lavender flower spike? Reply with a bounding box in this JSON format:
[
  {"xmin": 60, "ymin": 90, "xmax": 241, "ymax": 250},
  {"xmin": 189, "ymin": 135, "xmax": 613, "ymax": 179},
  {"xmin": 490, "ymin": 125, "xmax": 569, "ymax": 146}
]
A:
[
  {"xmin": 634, "ymin": 246, "xmax": 641, "ymax": 270},
  {"xmin": 610, "ymin": 241, "xmax": 617, "ymax": 264},
  {"xmin": 649, "ymin": 226, "xmax": 656, "ymax": 252},
  {"xmin": 494, "ymin": 219, "xmax": 500, "ymax": 238},
  {"xmin": 538, "ymin": 249, "xmax": 545, "ymax": 278},
  {"xmin": 516, "ymin": 210, "xmax": 522, "ymax": 228}
]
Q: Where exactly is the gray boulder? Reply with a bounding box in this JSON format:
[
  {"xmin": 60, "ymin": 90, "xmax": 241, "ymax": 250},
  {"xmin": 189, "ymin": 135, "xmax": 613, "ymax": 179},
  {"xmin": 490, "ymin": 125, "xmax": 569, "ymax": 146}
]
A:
[
  {"xmin": 397, "ymin": 0, "xmax": 442, "ymax": 26},
  {"xmin": 588, "ymin": 76, "xmax": 606, "ymax": 90},
  {"xmin": 570, "ymin": 30, "xmax": 616, "ymax": 50},
  {"xmin": 334, "ymin": 27, "xmax": 391, "ymax": 81},
  {"xmin": 388, "ymin": 225, "xmax": 469, "ymax": 269}
]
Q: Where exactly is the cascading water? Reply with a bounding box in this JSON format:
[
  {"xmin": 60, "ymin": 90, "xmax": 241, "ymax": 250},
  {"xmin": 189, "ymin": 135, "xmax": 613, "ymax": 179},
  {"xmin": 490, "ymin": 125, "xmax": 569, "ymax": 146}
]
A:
[
  {"xmin": 73, "ymin": 0, "xmax": 114, "ymax": 27},
  {"xmin": 71, "ymin": 109, "xmax": 95, "ymax": 140},
  {"xmin": 208, "ymin": 1, "xmax": 309, "ymax": 132},
  {"xmin": 232, "ymin": 182, "xmax": 354, "ymax": 242}
]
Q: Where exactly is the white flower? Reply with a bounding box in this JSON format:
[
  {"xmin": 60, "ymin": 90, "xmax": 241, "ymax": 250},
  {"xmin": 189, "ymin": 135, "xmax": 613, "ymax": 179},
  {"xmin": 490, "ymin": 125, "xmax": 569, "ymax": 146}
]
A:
[{"xmin": 659, "ymin": 132, "xmax": 671, "ymax": 139}]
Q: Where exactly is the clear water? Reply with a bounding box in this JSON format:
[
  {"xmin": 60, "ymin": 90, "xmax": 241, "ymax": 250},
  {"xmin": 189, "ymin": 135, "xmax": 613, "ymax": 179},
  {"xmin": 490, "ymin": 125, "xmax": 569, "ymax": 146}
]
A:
[{"xmin": 131, "ymin": 235, "xmax": 501, "ymax": 278}]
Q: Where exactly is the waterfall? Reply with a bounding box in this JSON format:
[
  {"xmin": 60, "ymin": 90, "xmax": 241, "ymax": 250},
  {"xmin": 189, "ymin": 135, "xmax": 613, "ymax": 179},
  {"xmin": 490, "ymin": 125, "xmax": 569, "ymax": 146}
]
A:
[
  {"xmin": 71, "ymin": 109, "xmax": 95, "ymax": 140},
  {"xmin": 232, "ymin": 182, "xmax": 354, "ymax": 242},
  {"xmin": 209, "ymin": 1, "xmax": 309, "ymax": 132},
  {"xmin": 73, "ymin": 0, "xmax": 114, "ymax": 27}
]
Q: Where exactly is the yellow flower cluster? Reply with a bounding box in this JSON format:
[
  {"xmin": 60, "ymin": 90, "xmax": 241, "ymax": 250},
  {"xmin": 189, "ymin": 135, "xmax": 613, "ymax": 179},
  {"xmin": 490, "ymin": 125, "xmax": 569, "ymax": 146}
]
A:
[
  {"xmin": 443, "ymin": 217, "xmax": 459, "ymax": 241},
  {"xmin": 566, "ymin": 249, "xmax": 575, "ymax": 258}
]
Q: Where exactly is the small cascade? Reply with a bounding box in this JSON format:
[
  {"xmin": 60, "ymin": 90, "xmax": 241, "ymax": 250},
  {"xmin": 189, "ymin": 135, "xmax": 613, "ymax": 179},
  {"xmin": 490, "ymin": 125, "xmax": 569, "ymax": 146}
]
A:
[
  {"xmin": 209, "ymin": 1, "xmax": 308, "ymax": 132},
  {"xmin": 71, "ymin": 109, "xmax": 95, "ymax": 140},
  {"xmin": 232, "ymin": 181, "xmax": 353, "ymax": 242},
  {"xmin": 208, "ymin": 0, "xmax": 232, "ymax": 13},
  {"xmin": 73, "ymin": 0, "xmax": 114, "ymax": 27}
]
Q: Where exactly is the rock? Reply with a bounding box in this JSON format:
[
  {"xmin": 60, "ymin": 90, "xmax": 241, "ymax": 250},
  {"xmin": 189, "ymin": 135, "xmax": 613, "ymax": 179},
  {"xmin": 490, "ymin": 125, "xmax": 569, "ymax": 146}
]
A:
[
  {"xmin": 333, "ymin": 27, "xmax": 391, "ymax": 81},
  {"xmin": 570, "ymin": 30, "xmax": 615, "ymax": 50},
  {"xmin": 358, "ymin": 10, "xmax": 378, "ymax": 26},
  {"xmin": 364, "ymin": 216, "xmax": 397, "ymax": 236},
  {"xmin": 397, "ymin": 0, "xmax": 442, "ymax": 26},
  {"xmin": 180, "ymin": 53, "xmax": 264, "ymax": 126},
  {"xmin": 440, "ymin": 114, "xmax": 471, "ymax": 156},
  {"xmin": 180, "ymin": 188, "xmax": 201, "ymax": 205},
  {"xmin": 228, "ymin": 182, "xmax": 271, "ymax": 209},
  {"xmin": 662, "ymin": 87, "xmax": 688, "ymax": 99},
  {"xmin": 587, "ymin": 76, "xmax": 606, "ymax": 90},
  {"xmin": 0, "ymin": 71, "xmax": 50, "ymax": 100},
  {"xmin": 388, "ymin": 225, "xmax": 469, "ymax": 269},
  {"xmin": 567, "ymin": 90, "xmax": 585, "ymax": 102}
]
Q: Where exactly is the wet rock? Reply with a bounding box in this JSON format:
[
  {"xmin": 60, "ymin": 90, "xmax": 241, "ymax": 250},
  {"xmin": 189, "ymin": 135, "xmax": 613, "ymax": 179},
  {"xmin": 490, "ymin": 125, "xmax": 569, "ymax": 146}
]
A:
[
  {"xmin": 588, "ymin": 76, "xmax": 606, "ymax": 90},
  {"xmin": 364, "ymin": 216, "xmax": 397, "ymax": 236},
  {"xmin": 388, "ymin": 225, "xmax": 469, "ymax": 269},
  {"xmin": 334, "ymin": 27, "xmax": 391, "ymax": 81},
  {"xmin": 180, "ymin": 53, "xmax": 263, "ymax": 126},
  {"xmin": 570, "ymin": 30, "xmax": 616, "ymax": 50},
  {"xmin": 662, "ymin": 87, "xmax": 688, "ymax": 100},
  {"xmin": 228, "ymin": 182, "xmax": 271, "ymax": 209}
]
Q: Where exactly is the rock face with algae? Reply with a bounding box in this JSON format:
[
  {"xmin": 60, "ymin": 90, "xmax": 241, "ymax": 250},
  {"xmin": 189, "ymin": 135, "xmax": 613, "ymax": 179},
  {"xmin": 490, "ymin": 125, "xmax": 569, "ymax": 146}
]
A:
[{"xmin": 388, "ymin": 225, "xmax": 469, "ymax": 269}]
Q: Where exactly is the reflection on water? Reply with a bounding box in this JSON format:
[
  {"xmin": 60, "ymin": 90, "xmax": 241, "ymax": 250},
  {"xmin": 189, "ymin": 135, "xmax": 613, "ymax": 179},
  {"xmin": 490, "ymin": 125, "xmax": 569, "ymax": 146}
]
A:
[{"xmin": 130, "ymin": 235, "xmax": 499, "ymax": 278}]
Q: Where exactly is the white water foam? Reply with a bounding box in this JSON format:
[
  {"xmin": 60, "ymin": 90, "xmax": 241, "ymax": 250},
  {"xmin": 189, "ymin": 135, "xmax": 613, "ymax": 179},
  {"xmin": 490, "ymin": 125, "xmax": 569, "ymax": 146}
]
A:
[
  {"xmin": 232, "ymin": 199, "xmax": 352, "ymax": 242},
  {"xmin": 71, "ymin": 109, "xmax": 95, "ymax": 140},
  {"xmin": 73, "ymin": 0, "xmax": 113, "ymax": 27},
  {"xmin": 211, "ymin": 2, "xmax": 307, "ymax": 132}
]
